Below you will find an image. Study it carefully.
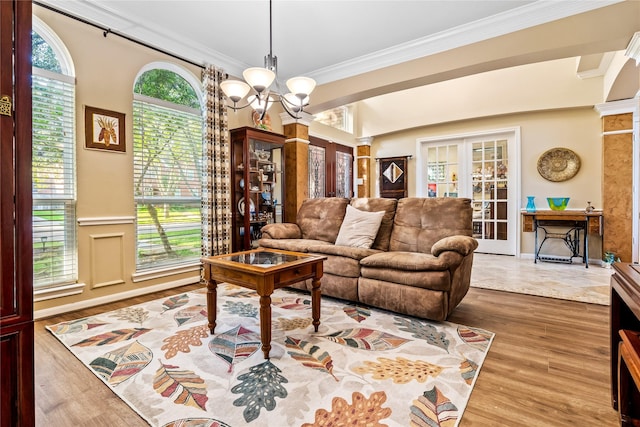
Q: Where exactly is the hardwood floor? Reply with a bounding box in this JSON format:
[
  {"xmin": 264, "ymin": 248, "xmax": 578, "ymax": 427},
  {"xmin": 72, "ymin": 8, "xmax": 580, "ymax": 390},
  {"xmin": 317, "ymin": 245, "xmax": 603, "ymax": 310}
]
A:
[
  {"xmin": 34, "ymin": 283, "xmax": 619, "ymax": 426},
  {"xmin": 448, "ymin": 288, "xmax": 618, "ymax": 426}
]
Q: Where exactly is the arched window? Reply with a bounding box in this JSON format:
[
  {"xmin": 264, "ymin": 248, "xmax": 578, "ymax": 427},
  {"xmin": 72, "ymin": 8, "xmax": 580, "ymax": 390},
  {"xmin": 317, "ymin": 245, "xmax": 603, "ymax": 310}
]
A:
[
  {"xmin": 32, "ymin": 18, "xmax": 77, "ymax": 290},
  {"xmin": 132, "ymin": 65, "xmax": 203, "ymax": 272}
]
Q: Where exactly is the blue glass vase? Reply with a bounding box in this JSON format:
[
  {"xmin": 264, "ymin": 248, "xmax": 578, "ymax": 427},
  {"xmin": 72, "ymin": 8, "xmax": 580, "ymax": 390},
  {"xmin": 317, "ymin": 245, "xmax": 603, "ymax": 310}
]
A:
[{"xmin": 525, "ymin": 196, "xmax": 536, "ymax": 212}]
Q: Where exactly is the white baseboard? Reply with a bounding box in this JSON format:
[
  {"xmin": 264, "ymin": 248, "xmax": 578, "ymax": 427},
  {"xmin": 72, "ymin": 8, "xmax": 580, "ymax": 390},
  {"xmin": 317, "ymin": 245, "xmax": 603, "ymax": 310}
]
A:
[
  {"xmin": 510, "ymin": 252, "xmax": 604, "ymax": 267},
  {"xmin": 34, "ymin": 276, "xmax": 201, "ymax": 320}
]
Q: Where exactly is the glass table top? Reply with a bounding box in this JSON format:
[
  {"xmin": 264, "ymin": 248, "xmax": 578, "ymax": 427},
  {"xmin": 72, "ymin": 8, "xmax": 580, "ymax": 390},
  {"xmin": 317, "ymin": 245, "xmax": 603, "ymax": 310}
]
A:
[{"xmin": 222, "ymin": 251, "xmax": 306, "ymax": 267}]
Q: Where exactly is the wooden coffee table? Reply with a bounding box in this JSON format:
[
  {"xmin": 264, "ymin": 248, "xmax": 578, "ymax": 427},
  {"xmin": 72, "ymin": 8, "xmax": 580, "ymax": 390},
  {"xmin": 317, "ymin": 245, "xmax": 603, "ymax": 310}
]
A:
[{"xmin": 201, "ymin": 248, "xmax": 325, "ymax": 359}]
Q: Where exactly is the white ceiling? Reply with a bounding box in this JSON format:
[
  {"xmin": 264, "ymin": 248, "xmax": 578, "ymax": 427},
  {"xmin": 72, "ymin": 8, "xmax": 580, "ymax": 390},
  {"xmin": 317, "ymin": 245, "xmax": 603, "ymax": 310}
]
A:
[{"xmin": 37, "ymin": 0, "xmax": 622, "ymax": 85}]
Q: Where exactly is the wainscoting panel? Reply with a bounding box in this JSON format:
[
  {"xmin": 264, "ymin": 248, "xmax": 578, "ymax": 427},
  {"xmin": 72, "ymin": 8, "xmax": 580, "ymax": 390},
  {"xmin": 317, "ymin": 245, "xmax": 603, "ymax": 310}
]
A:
[{"xmin": 89, "ymin": 233, "xmax": 126, "ymax": 289}]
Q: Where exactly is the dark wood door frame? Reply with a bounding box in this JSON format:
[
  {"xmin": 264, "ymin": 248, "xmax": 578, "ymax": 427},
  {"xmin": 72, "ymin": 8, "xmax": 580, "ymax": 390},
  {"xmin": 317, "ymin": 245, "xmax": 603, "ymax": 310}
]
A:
[
  {"xmin": 0, "ymin": 1, "xmax": 34, "ymax": 426},
  {"xmin": 309, "ymin": 136, "xmax": 353, "ymax": 198}
]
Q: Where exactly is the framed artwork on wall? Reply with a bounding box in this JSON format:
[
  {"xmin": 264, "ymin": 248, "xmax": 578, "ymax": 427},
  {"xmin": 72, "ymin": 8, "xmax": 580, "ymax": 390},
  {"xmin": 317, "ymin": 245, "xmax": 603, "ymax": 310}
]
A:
[
  {"xmin": 378, "ymin": 155, "xmax": 410, "ymax": 199},
  {"xmin": 84, "ymin": 106, "xmax": 126, "ymax": 152}
]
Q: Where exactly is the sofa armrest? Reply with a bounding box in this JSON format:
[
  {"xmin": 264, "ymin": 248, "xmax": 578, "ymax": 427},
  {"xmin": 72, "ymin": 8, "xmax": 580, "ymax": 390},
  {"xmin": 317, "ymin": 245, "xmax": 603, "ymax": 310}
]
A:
[
  {"xmin": 431, "ymin": 236, "xmax": 478, "ymax": 257},
  {"xmin": 261, "ymin": 223, "xmax": 302, "ymax": 239}
]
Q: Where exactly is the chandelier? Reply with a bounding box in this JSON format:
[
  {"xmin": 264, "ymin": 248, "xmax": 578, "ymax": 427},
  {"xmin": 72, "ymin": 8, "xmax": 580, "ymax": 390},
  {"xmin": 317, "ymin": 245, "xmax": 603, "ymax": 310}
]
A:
[{"xmin": 220, "ymin": 0, "xmax": 316, "ymax": 119}]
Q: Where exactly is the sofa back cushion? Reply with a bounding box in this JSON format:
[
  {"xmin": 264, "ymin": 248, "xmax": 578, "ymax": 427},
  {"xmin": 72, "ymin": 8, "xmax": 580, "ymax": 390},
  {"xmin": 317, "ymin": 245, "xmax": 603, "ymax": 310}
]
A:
[
  {"xmin": 389, "ymin": 197, "xmax": 473, "ymax": 253},
  {"xmin": 297, "ymin": 198, "xmax": 349, "ymax": 243},
  {"xmin": 350, "ymin": 198, "xmax": 397, "ymax": 251}
]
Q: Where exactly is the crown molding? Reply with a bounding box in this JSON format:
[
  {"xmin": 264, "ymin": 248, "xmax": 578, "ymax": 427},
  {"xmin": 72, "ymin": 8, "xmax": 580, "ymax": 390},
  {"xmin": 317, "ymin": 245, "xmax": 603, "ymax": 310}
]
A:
[
  {"xmin": 308, "ymin": 0, "xmax": 624, "ymax": 84},
  {"xmin": 594, "ymin": 97, "xmax": 639, "ymax": 116},
  {"xmin": 625, "ymin": 32, "xmax": 640, "ymax": 65}
]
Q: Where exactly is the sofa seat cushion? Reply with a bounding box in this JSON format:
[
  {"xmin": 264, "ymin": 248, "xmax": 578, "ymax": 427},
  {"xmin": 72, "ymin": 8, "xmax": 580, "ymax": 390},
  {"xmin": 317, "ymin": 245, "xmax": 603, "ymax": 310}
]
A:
[
  {"xmin": 360, "ymin": 266, "xmax": 451, "ymax": 291},
  {"xmin": 360, "ymin": 251, "xmax": 463, "ymax": 271},
  {"xmin": 260, "ymin": 223, "xmax": 301, "ymax": 239},
  {"xmin": 258, "ymin": 238, "xmax": 331, "ymax": 253},
  {"xmin": 307, "ymin": 244, "xmax": 380, "ymax": 260},
  {"xmin": 307, "ymin": 244, "xmax": 380, "ymax": 278},
  {"xmin": 312, "ymin": 253, "xmax": 360, "ymax": 278}
]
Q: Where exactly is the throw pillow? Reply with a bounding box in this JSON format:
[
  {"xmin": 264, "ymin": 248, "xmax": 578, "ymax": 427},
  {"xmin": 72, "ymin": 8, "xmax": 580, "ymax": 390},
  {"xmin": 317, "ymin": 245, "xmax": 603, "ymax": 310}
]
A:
[{"xmin": 334, "ymin": 205, "xmax": 385, "ymax": 249}]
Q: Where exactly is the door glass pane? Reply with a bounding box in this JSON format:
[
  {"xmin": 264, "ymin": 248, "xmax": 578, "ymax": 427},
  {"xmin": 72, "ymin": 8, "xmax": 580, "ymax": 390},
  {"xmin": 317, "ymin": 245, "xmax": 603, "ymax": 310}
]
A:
[
  {"xmin": 425, "ymin": 144, "xmax": 458, "ymax": 197},
  {"xmin": 335, "ymin": 151, "xmax": 353, "ymax": 198},
  {"xmin": 308, "ymin": 145, "xmax": 326, "ymax": 198},
  {"xmin": 471, "ymin": 139, "xmax": 508, "ymax": 241}
]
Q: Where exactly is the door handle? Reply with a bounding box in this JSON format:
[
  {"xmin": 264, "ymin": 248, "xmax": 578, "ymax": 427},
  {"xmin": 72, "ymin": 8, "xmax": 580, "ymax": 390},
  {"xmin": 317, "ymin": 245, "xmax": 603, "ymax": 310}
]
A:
[{"xmin": 0, "ymin": 95, "xmax": 11, "ymax": 117}]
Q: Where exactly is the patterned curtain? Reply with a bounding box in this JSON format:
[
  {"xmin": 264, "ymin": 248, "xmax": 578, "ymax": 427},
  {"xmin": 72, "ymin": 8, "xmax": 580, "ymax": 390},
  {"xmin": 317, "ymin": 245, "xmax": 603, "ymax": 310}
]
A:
[{"xmin": 202, "ymin": 65, "xmax": 232, "ymax": 261}]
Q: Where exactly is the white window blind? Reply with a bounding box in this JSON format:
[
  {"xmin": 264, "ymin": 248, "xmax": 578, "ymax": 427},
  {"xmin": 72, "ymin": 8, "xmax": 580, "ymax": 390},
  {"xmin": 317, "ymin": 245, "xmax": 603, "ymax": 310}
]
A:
[
  {"xmin": 133, "ymin": 97, "xmax": 203, "ymax": 271},
  {"xmin": 32, "ymin": 70, "xmax": 77, "ymax": 289}
]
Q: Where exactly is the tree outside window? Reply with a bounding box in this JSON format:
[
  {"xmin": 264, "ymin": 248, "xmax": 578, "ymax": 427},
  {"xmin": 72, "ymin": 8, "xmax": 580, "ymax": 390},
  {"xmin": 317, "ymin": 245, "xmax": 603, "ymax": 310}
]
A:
[{"xmin": 133, "ymin": 69, "xmax": 203, "ymax": 271}]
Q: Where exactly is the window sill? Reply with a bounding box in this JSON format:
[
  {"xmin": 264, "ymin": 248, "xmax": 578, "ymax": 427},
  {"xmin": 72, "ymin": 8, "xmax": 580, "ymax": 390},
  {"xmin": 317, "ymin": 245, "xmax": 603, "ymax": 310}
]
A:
[{"xmin": 34, "ymin": 282, "xmax": 86, "ymax": 303}]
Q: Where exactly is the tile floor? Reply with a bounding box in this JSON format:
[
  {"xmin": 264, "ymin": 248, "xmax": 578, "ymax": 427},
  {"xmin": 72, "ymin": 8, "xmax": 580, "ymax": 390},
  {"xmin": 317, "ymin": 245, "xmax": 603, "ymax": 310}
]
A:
[{"xmin": 471, "ymin": 252, "xmax": 613, "ymax": 305}]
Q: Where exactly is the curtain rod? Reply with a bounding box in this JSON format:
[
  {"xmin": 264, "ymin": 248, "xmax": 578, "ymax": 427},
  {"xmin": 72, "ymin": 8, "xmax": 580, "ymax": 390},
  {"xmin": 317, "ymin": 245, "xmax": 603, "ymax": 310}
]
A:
[{"xmin": 33, "ymin": 1, "xmax": 205, "ymax": 70}]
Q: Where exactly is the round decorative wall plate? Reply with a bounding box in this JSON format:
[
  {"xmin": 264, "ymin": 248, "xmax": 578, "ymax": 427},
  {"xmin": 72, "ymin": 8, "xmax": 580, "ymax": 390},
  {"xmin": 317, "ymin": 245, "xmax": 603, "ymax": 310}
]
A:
[{"xmin": 536, "ymin": 148, "xmax": 581, "ymax": 182}]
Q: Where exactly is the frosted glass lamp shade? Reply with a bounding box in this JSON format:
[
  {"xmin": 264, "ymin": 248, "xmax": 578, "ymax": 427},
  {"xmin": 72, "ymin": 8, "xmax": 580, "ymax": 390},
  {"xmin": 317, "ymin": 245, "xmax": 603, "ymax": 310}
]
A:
[
  {"xmin": 283, "ymin": 93, "xmax": 309, "ymax": 112},
  {"xmin": 248, "ymin": 95, "xmax": 274, "ymax": 113},
  {"xmin": 220, "ymin": 80, "xmax": 250, "ymax": 103},
  {"xmin": 243, "ymin": 67, "xmax": 276, "ymax": 93},
  {"xmin": 286, "ymin": 76, "xmax": 316, "ymax": 98}
]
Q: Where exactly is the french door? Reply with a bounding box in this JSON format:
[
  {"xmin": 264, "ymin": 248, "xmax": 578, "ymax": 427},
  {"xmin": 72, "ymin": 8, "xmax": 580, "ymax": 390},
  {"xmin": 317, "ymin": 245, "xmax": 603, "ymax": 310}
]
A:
[
  {"xmin": 308, "ymin": 136, "xmax": 353, "ymax": 198},
  {"xmin": 418, "ymin": 130, "xmax": 519, "ymax": 255}
]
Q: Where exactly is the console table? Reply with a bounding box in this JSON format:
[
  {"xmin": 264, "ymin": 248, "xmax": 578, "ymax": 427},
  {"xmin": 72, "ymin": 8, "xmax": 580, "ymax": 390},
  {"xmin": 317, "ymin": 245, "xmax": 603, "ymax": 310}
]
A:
[{"xmin": 521, "ymin": 210, "xmax": 602, "ymax": 268}]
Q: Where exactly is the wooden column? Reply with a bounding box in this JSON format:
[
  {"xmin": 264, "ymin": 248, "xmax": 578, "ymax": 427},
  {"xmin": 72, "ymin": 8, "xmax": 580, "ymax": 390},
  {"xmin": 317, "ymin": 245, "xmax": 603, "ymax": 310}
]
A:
[
  {"xmin": 281, "ymin": 113, "xmax": 312, "ymax": 223},
  {"xmin": 356, "ymin": 137, "xmax": 372, "ymax": 197},
  {"xmin": 602, "ymin": 112, "xmax": 633, "ymax": 262}
]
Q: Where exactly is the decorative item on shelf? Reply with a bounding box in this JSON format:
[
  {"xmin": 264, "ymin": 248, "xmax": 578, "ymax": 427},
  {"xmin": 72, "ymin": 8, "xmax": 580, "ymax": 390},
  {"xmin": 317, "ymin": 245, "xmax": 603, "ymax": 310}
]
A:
[
  {"xmin": 603, "ymin": 251, "xmax": 620, "ymax": 268},
  {"xmin": 497, "ymin": 161, "xmax": 508, "ymax": 178},
  {"xmin": 585, "ymin": 201, "xmax": 594, "ymax": 213},
  {"xmin": 256, "ymin": 150, "xmax": 270, "ymax": 161},
  {"xmin": 219, "ymin": 0, "xmax": 316, "ymax": 120},
  {"xmin": 537, "ymin": 148, "xmax": 581, "ymax": 182},
  {"xmin": 547, "ymin": 197, "xmax": 570, "ymax": 211},
  {"xmin": 252, "ymin": 111, "xmax": 272, "ymax": 131},
  {"xmin": 525, "ymin": 196, "xmax": 536, "ymax": 212},
  {"xmin": 239, "ymin": 178, "xmax": 244, "ymax": 189},
  {"xmin": 237, "ymin": 163, "xmax": 244, "ymax": 170},
  {"xmin": 237, "ymin": 197, "xmax": 256, "ymax": 215}
]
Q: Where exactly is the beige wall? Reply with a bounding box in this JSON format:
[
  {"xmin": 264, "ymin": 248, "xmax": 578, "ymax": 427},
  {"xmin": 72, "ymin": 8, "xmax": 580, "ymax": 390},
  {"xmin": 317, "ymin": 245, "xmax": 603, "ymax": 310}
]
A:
[
  {"xmin": 34, "ymin": 6, "xmax": 209, "ymax": 316},
  {"xmin": 371, "ymin": 107, "xmax": 603, "ymax": 257}
]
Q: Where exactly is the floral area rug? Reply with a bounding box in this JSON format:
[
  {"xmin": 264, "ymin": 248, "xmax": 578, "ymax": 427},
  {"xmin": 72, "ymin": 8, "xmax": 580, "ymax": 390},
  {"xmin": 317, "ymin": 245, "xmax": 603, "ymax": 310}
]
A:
[{"xmin": 47, "ymin": 285, "xmax": 494, "ymax": 427}]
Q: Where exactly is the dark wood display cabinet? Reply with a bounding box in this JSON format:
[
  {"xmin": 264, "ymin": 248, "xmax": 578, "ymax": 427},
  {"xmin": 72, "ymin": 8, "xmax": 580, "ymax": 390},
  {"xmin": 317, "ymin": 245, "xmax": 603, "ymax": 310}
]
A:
[{"xmin": 231, "ymin": 127, "xmax": 285, "ymax": 252}]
